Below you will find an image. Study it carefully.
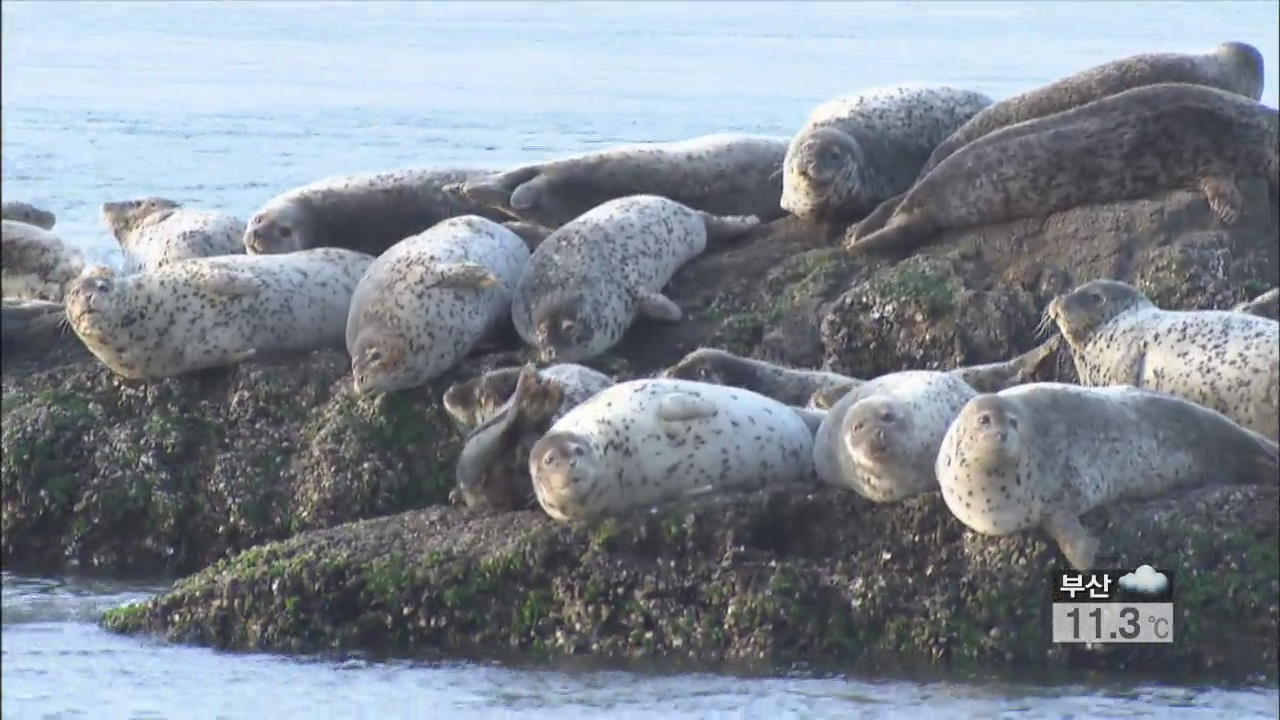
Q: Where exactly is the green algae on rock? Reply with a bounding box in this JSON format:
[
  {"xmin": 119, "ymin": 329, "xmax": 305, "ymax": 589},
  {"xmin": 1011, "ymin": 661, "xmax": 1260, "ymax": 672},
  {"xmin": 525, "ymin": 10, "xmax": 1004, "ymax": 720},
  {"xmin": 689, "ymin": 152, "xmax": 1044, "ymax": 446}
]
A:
[{"xmin": 103, "ymin": 484, "xmax": 1278, "ymax": 680}]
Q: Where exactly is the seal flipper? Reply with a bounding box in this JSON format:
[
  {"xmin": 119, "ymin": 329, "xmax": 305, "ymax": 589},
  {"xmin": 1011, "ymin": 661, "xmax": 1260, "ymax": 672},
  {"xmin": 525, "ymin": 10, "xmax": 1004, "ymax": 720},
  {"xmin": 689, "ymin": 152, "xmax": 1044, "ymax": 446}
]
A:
[
  {"xmin": 953, "ymin": 335, "xmax": 1063, "ymax": 393},
  {"xmin": 698, "ymin": 211, "xmax": 760, "ymax": 245},
  {"xmin": 200, "ymin": 269, "xmax": 263, "ymax": 297},
  {"xmin": 808, "ymin": 381, "xmax": 858, "ymax": 410},
  {"xmin": 1043, "ymin": 509, "xmax": 1100, "ymax": 571},
  {"xmin": 789, "ymin": 406, "xmax": 827, "ymax": 434},
  {"xmin": 655, "ymin": 392, "xmax": 719, "ymax": 422},
  {"xmin": 636, "ymin": 290, "xmax": 682, "ymax": 322},
  {"xmin": 449, "ymin": 167, "xmax": 541, "ymax": 211},
  {"xmin": 509, "ymin": 174, "xmax": 552, "ymax": 211},
  {"xmin": 1200, "ymin": 176, "xmax": 1243, "ymax": 225},
  {"xmin": 848, "ymin": 190, "xmax": 907, "ymax": 243},
  {"xmin": 408, "ymin": 261, "xmax": 501, "ymax": 290},
  {"xmin": 843, "ymin": 207, "xmax": 937, "ymax": 257}
]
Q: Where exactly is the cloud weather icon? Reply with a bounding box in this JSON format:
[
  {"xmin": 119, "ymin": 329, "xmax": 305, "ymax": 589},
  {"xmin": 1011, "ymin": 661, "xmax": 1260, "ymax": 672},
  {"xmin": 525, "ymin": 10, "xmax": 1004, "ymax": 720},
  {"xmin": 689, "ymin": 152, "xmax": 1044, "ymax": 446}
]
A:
[{"xmin": 1118, "ymin": 565, "xmax": 1169, "ymax": 595}]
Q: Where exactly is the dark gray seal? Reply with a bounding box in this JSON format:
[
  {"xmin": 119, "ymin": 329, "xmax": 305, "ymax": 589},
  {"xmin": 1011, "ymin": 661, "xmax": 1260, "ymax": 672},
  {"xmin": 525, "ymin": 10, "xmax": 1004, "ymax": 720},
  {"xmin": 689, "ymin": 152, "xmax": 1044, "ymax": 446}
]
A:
[
  {"xmin": 443, "ymin": 134, "xmax": 789, "ymax": 228},
  {"xmin": 662, "ymin": 347, "xmax": 856, "ymax": 406},
  {"xmin": 780, "ymin": 86, "xmax": 992, "ymax": 223},
  {"xmin": 936, "ymin": 383, "xmax": 1279, "ymax": 569},
  {"xmin": 2, "ymin": 202, "xmax": 56, "ymax": 230},
  {"xmin": 443, "ymin": 362, "xmax": 613, "ymax": 431},
  {"xmin": 1233, "ymin": 287, "xmax": 1279, "ymax": 321},
  {"xmin": 243, "ymin": 167, "xmax": 514, "ymax": 256},
  {"xmin": 846, "ymin": 83, "xmax": 1279, "ymax": 256}
]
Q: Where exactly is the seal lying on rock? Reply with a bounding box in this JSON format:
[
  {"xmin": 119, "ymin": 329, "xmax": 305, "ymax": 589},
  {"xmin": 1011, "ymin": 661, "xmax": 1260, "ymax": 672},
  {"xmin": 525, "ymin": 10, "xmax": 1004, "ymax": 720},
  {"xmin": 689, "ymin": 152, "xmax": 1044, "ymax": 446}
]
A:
[
  {"xmin": 102, "ymin": 197, "xmax": 246, "ymax": 274},
  {"xmin": 916, "ymin": 41, "xmax": 1266, "ymax": 180},
  {"xmin": 453, "ymin": 363, "xmax": 616, "ymax": 511},
  {"xmin": 512, "ymin": 195, "xmax": 758, "ymax": 363},
  {"xmin": 529, "ymin": 378, "xmax": 819, "ymax": 522},
  {"xmin": 443, "ymin": 134, "xmax": 789, "ymax": 228},
  {"xmin": 346, "ymin": 216, "xmax": 530, "ymax": 394},
  {"xmin": 779, "ymin": 86, "xmax": 992, "ymax": 223},
  {"xmin": 663, "ymin": 347, "xmax": 856, "ymax": 406},
  {"xmin": 243, "ymin": 168, "xmax": 514, "ymax": 256},
  {"xmin": 1233, "ymin": 287, "xmax": 1279, "ymax": 321},
  {"xmin": 1047, "ymin": 278, "xmax": 1279, "ymax": 440},
  {"xmin": 0, "ymin": 298, "xmax": 67, "ymax": 354},
  {"xmin": 811, "ymin": 339, "xmax": 1059, "ymax": 502},
  {"xmin": 443, "ymin": 362, "xmax": 612, "ymax": 431},
  {"xmin": 936, "ymin": 383, "xmax": 1279, "ymax": 569},
  {"xmin": 65, "ymin": 249, "xmax": 373, "ymax": 379},
  {"xmin": 2, "ymin": 201, "xmax": 56, "ymax": 230},
  {"xmin": 2, "ymin": 220, "xmax": 85, "ymax": 302},
  {"xmin": 845, "ymin": 83, "xmax": 1279, "ymax": 256}
]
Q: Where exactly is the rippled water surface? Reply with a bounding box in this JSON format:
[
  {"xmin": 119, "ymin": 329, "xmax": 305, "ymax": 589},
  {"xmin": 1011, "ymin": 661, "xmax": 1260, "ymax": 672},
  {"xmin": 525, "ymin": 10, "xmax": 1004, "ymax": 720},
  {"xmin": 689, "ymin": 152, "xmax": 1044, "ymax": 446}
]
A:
[{"xmin": 3, "ymin": 1, "xmax": 1279, "ymax": 717}]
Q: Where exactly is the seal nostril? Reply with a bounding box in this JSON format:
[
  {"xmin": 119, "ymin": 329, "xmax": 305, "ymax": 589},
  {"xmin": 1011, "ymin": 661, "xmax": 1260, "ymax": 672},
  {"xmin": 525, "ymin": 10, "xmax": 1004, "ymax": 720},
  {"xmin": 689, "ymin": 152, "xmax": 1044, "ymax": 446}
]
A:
[{"xmin": 979, "ymin": 414, "xmax": 991, "ymax": 426}]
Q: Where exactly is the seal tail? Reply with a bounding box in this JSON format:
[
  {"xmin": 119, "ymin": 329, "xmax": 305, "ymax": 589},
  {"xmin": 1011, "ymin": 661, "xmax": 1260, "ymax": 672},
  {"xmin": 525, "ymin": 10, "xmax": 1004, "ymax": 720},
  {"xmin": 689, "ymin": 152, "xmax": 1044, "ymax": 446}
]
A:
[{"xmin": 699, "ymin": 211, "xmax": 760, "ymax": 245}]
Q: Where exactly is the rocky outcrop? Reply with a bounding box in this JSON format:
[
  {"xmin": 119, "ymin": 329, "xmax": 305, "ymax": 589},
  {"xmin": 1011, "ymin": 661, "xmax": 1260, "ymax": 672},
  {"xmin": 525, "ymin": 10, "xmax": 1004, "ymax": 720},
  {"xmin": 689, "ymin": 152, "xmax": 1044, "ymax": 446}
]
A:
[{"xmin": 3, "ymin": 180, "xmax": 1277, "ymax": 676}]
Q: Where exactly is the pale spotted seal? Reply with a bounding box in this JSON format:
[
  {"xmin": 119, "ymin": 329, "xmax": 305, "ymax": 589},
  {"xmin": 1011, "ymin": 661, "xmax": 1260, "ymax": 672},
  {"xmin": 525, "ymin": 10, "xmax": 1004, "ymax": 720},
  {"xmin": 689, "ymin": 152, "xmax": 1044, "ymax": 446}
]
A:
[
  {"xmin": 2, "ymin": 220, "xmax": 85, "ymax": 302},
  {"xmin": 345, "ymin": 216, "xmax": 530, "ymax": 394},
  {"xmin": 512, "ymin": 195, "xmax": 758, "ymax": 363},
  {"xmin": 102, "ymin": 197, "xmax": 246, "ymax": 274},
  {"xmin": 65, "ymin": 248, "xmax": 373, "ymax": 379},
  {"xmin": 936, "ymin": 383, "xmax": 1279, "ymax": 569},
  {"xmin": 917, "ymin": 42, "xmax": 1266, "ymax": 180},
  {"xmin": 452, "ymin": 363, "xmax": 616, "ymax": 511},
  {"xmin": 443, "ymin": 134, "xmax": 789, "ymax": 228},
  {"xmin": 443, "ymin": 361, "xmax": 613, "ymax": 431},
  {"xmin": 529, "ymin": 378, "xmax": 818, "ymax": 522},
  {"xmin": 811, "ymin": 338, "xmax": 1059, "ymax": 502},
  {"xmin": 2, "ymin": 202, "xmax": 56, "ymax": 230},
  {"xmin": 1233, "ymin": 287, "xmax": 1279, "ymax": 321},
  {"xmin": 846, "ymin": 83, "xmax": 1279, "ymax": 256},
  {"xmin": 779, "ymin": 86, "xmax": 992, "ymax": 223},
  {"xmin": 1047, "ymin": 278, "xmax": 1279, "ymax": 440},
  {"xmin": 243, "ymin": 168, "xmax": 514, "ymax": 256}
]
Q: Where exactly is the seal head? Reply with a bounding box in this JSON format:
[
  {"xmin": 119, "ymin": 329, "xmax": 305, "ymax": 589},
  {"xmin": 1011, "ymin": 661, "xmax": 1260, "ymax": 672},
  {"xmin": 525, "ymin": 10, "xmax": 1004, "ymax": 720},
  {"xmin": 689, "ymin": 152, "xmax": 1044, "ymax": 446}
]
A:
[
  {"xmin": 532, "ymin": 294, "xmax": 599, "ymax": 363},
  {"xmin": 938, "ymin": 394, "xmax": 1035, "ymax": 535},
  {"xmin": 349, "ymin": 328, "xmax": 409, "ymax": 395},
  {"xmin": 63, "ymin": 266, "xmax": 120, "ymax": 342},
  {"xmin": 780, "ymin": 127, "xmax": 866, "ymax": 221},
  {"xmin": 842, "ymin": 396, "xmax": 925, "ymax": 502},
  {"xmin": 529, "ymin": 430, "xmax": 603, "ymax": 520},
  {"xmin": 1047, "ymin": 279, "xmax": 1153, "ymax": 345},
  {"xmin": 244, "ymin": 201, "xmax": 315, "ymax": 255},
  {"xmin": 101, "ymin": 197, "xmax": 181, "ymax": 241}
]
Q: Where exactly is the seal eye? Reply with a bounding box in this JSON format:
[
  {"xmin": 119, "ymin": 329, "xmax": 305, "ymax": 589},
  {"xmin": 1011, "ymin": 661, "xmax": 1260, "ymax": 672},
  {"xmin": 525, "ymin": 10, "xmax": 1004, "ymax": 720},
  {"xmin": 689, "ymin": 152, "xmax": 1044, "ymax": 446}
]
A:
[
  {"xmin": 978, "ymin": 413, "xmax": 991, "ymax": 426},
  {"xmin": 697, "ymin": 367, "xmax": 711, "ymax": 380},
  {"xmin": 542, "ymin": 451, "xmax": 556, "ymax": 466},
  {"xmin": 573, "ymin": 445, "xmax": 585, "ymax": 457},
  {"xmin": 880, "ymin": 410, "xmax": 894, "ymax": 423},
  {"xmin": 825, "ymin": 149, "xmax": 841, "ymax": 164},
  {"xmin": 1009, "ymin": 418, "xmax": 1018, "ymax": 429},
  {"xmin": 366, "ymin": 348, "xmax": 383, "ymax": 364},
  {"xmin": 852, "ymin": 421, "xmax": 864, "ymax": 432}
]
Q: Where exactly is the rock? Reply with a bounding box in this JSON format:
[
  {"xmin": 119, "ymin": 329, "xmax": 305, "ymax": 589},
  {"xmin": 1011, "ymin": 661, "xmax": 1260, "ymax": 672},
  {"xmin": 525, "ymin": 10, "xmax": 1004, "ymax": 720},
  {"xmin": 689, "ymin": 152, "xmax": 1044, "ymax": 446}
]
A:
[
  {"xmin": 102, "ymin": 484, "xmax": 1278, "ymax": 679},
  {"xmin": 821, "ymin": 177, "xmax": 1278, "ymax": 378}
]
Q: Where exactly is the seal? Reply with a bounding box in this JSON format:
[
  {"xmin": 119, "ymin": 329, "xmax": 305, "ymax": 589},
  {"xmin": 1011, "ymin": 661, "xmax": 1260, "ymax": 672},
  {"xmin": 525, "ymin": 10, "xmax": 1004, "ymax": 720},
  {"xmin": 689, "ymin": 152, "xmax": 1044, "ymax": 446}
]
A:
[
  {"xmin": 512, "ymin": 194, "xmax": 758, "ymax": 363},
  {"xmin": 917, "ymin": 42, "xmax": 1266, "ymax": 180},
  {"xmin": 810, "ymin": 336, "xmax": 1058, "ymax": 502},
  {"xmin": 1046, "ymin": 278, "xmax": 1279, "ymax": 440},
  {"xmin": 346, "ymin": 216, "xmax": 530, "ymax": 394},
  {"xmin": 936, "ymin": 383, "xmax": 1279, "ymax": 569},
  {"xmin": 662, "ymin": 347, "xmax": 859, "ymax": 407},
  {"xmin": 443, "ymin": 134, "xmax": 789, "ymax": 228},
  {"xmin": 845, "ymin": 83, "xmax": 1280, "ymax": 256},
  {"xmin": 102, "ymin": 196, "xmax": 246, "ymax": 274},
  {"xmin": 500, "ymin": 220, "xmax": 554, "ymax": 250},
  {"xmin": 779, "ymin": 86, "xmax": 992, "ymax": 223},
  {"xmin": 0, "ymin": 298, "xmax": 67, "ymax": 355},
  {"xmin": 443, "ymin": 361, "xmax": 613, "ymax": 431},
  {"xmin": 64, "ymin": 248, "xmax": 373, "ymax": 380},
  {"xmin": 528, "ymin": 378, "xmax": 818, "ymax": 522},
  {"xmin": 2, "ymin": 201, "xmax": 56, "ymax": 230},
  {"xmin": 2, "ymin": 219, "xmax": 85, "ymax": 302},
  {"xmin": 243, "ymin": 167, "xmax": 514, "ymax": 256},
  {"xmin": 452, "ymin": 363, "xmax": 616, "ymax": 511},
  {"xmin": 1233, "ymin": 287, "xmax": 1279, "ymax": 321}
]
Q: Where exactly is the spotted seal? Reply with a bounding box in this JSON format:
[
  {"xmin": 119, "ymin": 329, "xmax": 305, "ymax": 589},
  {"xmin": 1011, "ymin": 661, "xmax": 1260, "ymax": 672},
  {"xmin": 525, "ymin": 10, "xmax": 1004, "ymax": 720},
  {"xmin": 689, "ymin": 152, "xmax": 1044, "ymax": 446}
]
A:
[
  {"xmin": 243, "ymin": 167, "xmax": 514, "ymax": 256},
  {"xmin": 2, "ymin": 220, "xmax": 85, "ymax": 302},
  {"xmin": 452, "ymin": 363, "xmax": 616, "ymax": 511},
  {"xmin": 443, "ymin": 361, "xmax": 613, "ymax": 431},
  {"xmin": 512, "ymin": 195, "xmax": 758, "ymax": 363},
  {"xmin": 1046, "ymin": 278, "xmax": 1279, "ymax": 440},
  {"xmin": 811, "ymin": 338, "xmax": 1059, "ymax": 502},
  {"xmin": 846, "ymin": 83, "xmax": 1279, "ymax": 256},
  {"xmin": 102, "ymin": 197, "xmax": 246, "ymax": 274},
  {"xmin": 345, "ymin": 216, "xmax": 530, "ymax": 394},
  {"xmin": 529, "ymin": 378, "xmax": 818, "ymax": 522},
  {"xmin": 65, "ymin": 248, "xmax": 373, "ymax": 379},
  {"xmin": 1233, "ymin": 287, "xmax": 1279, "ymax": 321},
  {"xmin": 779, "ymin": 86, "xmax": 992, "ymax": 224},
  {"xmin": 443, "ymin": 134, "xmax": 789, "ymax": 228},
  {"xmin": 917, "ymin": 42, "xmax": 1265, "ymax": 180},
  {"xmin": 936, "ymin": 383, "xmax": 1279, "ymax": 569},
  {"xmin": 2, "ymin": 202, "xmax": 56, "ymax": 230}
]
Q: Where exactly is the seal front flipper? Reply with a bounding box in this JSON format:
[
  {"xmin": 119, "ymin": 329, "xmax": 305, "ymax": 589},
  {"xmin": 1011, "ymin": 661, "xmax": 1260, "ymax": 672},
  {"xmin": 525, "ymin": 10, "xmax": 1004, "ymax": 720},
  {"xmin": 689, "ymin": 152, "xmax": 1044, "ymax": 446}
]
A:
[
  {"xmin": 408, "ymin": 261, "xmax": 501, "ymax": 290},
  {"xmin": 698, "ymin": 211, "xmax": 760, "ymax": 244},
  {"xmin": 1200, "ymin": 176, "xmax": 1243, "ymax": 225},
  {"xmin": 200, "ymin": 269, "xmax": 264, "ymax": 296},
  {"xmin": 848, "ymin": 190, "xmax": 906, "ymax": 243},
  {"xmin": 953, "ymin": 335, "xmax": 1063, "ymax": 393},
  {"xmin": 509, "ymin": 174, "xmax": 552, "ymax": 211},
  {"xmin": 655, "ymin": 392, "xmax": 720, "ymax": 422},
  {"xmin": 1042, "ymin": 509, "xmax": 1100, "ymax": 571},
  {"xmin": 808, "ymin": 382, "xmax": 858, "ymax": 410},
  {"xmin": 842, "ymin": 207, "xmax": 935, "ymax": 257},
  {"xmin": 450, "ymin": 167, "xmax": 541, "ymax": 211},
  {"xmin": 636, "ymin": 290, "xmax": 682, "ymax": 322}
]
